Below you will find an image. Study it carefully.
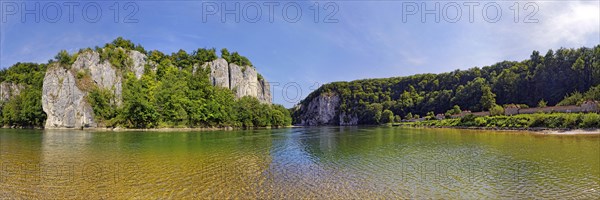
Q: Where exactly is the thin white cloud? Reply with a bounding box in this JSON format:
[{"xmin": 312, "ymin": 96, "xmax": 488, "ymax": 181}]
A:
[{"xmin": 533, "ymin": 1, "xmax": 599, "ymax": 46}]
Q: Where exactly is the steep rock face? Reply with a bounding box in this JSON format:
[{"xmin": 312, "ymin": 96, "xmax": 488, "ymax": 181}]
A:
[
  {"xmin": 338, "ymin": 112, "xmax": 359, "ymax": 126},
  {"xmin": 42, "ymin": 65, "xmax": 96, "ymax": 128},
  {"xmin": 229, "ymin": 63, "xmax": 259, "ymax": 99},
  {"xmin": 296, "ymin": 93, "xmax": 340, "ymax": 125},
  {"xmin": 294, "ymin": 92, "xmax": 358, "ymax": 126},
  {"xmin": 0, "ymin": 82, "xmax": 23, "ymax": 103},
  {"xmin": 257, "ymin": 78, "xmax": 271, "ymax": 104},
  {"xmin": 203, "ymin": 58, "xmax": 230, "ymax": 88},
  {"xmin": 129, "ymin": 51, "xmax": 147, "ymax": 79},
  {"xmin": 42, "ymin": 50, "xmax": 138, "ymax": 129},
  {"xmin": 203, "ymin": 59, "xmax": 272, "ymax": 104},
  {"xmin": 72, "ymin": 51, "xmax": 123, "ymax": 104}
]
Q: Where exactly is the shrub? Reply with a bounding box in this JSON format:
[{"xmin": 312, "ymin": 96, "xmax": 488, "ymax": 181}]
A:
[
  {"xmin": 474, "ymin": 117, "xmax": 487, "ymax": 127},
  {"xmin": 538, "ymin": 99, "xmax": 547, "ymax": 108},
  {"xmin": 381, "ymin": 109, "xmax": 394, "ymax": 124},
  {"xmin": 76, "ymin": 70, "xmax": 87, "ymax": 79},
  {"xmin": 581, "ymin": 113, "xmax": 600, "ymax": 128},
  {"xmin": 55, "ymin": 50, "xmax": 76, "ymax": 66},
  {"xmin": 87, "ymin": 87, "xmax": 117, "ymax": 122},
  {"xmin": 560, "ymin": 114, "xmax": 579, "ymax": 128},
  {"xmin": 459, "ymin": 114, "xmax": 477, "ymax": 126},
  {"xmin": 529, "ymin": 114, "xmax": 546, "ymax": 127},
  {"xmin": 545, "ymin": 115, "xmax": 562, "ymax": 128},
  {"xmin": 490, "ymin": 104, "xmax": 505, "ymax": 116}
]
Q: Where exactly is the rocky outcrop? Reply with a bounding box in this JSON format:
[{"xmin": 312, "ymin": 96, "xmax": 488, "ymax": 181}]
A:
[
  {"xmin": 203, "ymin": 58, "xmax": 272, "ymax": 104},
  {"xmin": 339, "ymin": 112, "xmax": 359, "ymax": 126},
  {"xmin": 0, "ymin": 82, "xmax": 23, "ymax": 103},
  {"xmin": 296, "ymin": 92, "xmax": 340, "ymax": 125},
  {"xmin": 42, "ymin": 50, "xmax": 131, "ymax": 129},
  {"xmin": 72, "ymin": 51, "xmax": 123, "ymax": 104},
  {"xmin": 129, "ymin": 50, "xmax": 147, "ymax": 79},
  {"xmin": 229, "ymin": 63, "xmax": 258, "ymax": 98},
  {"xmin": 257, "ymin": 78, "xmax": 272, "ymax": 104},
  {"xmin": 203, "ymin": 58, "xmax": 230, "ymax": 88},
  {"xmin": 42, "ymin": 49, "xmax": 272, "ymax": 129},
  {"xmin": 294, "ymin": 92, "xmax": 358, "ymax": 126},
  {"xmin": 42, "ymin": 65, "xmax": 96, "ymax": 128}
]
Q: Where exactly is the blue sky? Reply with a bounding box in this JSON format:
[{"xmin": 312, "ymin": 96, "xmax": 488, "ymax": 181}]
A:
[{"xmin": 1, "ymin": 0, "xmax": 598, "ymax": 107}]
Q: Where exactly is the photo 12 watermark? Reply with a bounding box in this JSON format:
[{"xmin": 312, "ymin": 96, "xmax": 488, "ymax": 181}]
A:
[
  {"xmin": 201, "ymin": 1, "xmax": 339, "ymax": 23},
  {"xmin": 401, "ymin": 1, "xmax": 539, "ymax": 23},
  {"xmin": 0, "ymin": 161, "xmax": 141, "ymax": 186},
  {"xmin": 0, "ymin": 1, "xmax": 139, "ymax": 23}
]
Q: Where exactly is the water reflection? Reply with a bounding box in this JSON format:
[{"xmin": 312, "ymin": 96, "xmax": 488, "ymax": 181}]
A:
[{"xmin": 0, "ymin": 128, "xmax": 598, "ymax": 198}]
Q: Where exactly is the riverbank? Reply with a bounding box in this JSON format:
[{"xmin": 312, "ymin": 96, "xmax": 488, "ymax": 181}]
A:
[
  {"xmin": 539, "ymin": 129, "xmax": 600, "ymax": 135},
  {"xmin": 394, "ymin": 123, "xmax": 600, "ymax": 135},
  {"xmin": 1, "ymin": 125, "xmax": 298, "ymax": 132},
  {"xmin": 405, "ymin": 113, "xmax": 597, "ymax": 128},
  {"xmin": 395, "ymin": 112, "xmax": 600, "ymax": 135}
]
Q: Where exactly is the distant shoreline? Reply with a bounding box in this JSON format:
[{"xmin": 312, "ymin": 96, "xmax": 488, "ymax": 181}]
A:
[
  {"xmin": 0, "ymin": 126, "xmax": 295, "ymax": 132},
  {"xmin": 3, "ymin": 125, "xmax": 598, "ymax": 135},
  {"xmin": 394, "ymin": 124, "xmax": 600, "ymax": 135}
]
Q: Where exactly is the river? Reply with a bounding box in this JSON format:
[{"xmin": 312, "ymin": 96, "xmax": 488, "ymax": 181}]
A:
[{"xmin": 1, "ymin": 127, "xmax": 598, "ymax": 199}]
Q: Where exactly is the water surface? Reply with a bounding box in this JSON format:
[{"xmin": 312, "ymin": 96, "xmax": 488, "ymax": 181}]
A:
[{"xmin": 1, "ymin": 127, "xmax": 598, "ymax": 199}]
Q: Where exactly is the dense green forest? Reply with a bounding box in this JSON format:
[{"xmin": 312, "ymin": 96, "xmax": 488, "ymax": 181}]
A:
[
  {"xmin": 293, "ymin": 45, "xmax": 600, "ymax": 125},
  {"xmin": 0, "ymin": 38, "xmax": 291, "ymax": 128}
]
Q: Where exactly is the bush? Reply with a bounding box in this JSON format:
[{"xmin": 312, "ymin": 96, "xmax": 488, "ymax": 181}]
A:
[
  {"xmin": 381, "ymin": 109, "xmax": 394, "ymax": 124},
  {"xmin": 459, "ymin": 114, "xmax": 477, "ymax": 126},
  {"xmin": 560, "ymin": 114, "xmax": 579, "ymax": 128},
  {"xmin": 581, "ymin": 113, "xmax": 600, "ymax": 128},
  {"xmin": 87, "ymin": 87, "xmax": 117, "ymax": 123},
  {"xmin": 76, "ymin": 69, "xmax": 87, "ymax": 79},
  {"xmin": 538, "ymin": 99, "xmax": 547, "ymax": 108},
  {"xmin": 55, "ymin": 50, "xmax": 76, "ymax": 66},
  {"xmin": 490, "ymin": 104, "xmax": 504, "ymax": 116},
  {"xmin": 529, "ymin": 114, "xmax": 545, "ymax": 127},
  {"xmin": 405, "ymin": 113, "xmax": 413, "ymax": 120},
  {"xmin": 474, "ymin": 117, "xmax": 487, "ymax": 126}
]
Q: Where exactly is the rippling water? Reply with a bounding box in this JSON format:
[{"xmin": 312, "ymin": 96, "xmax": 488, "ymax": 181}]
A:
[{"xmin": 0, "ymin": 127, "xmax": 598, "ymax": 199}]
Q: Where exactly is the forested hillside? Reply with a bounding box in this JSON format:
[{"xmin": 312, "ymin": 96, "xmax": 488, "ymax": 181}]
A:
[
  {"xmin": 0, "ymin": 63, "xmax": 47, "ymax": 127},
  {"xmin": 0, "ymin": 38, "xmax": 291, "ymax": 128},
  {"xmin": 293, "ymin": 45, "xmax": 600, "ymax": 125}
]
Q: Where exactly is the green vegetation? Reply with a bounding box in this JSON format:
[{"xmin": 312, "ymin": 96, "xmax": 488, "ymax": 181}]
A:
[
  {"xmin": 86, "ymin": 39, "xmax": 288, "ymax": 129},
  {"xmin": 406, "ymin": 113, "xmax": 600, "ymax": 129},
  {"xmin": 86, "ymin": 87, "xmax": 118, "ymax": 125},
  {"xmin": 381, "ymin": 109, "xmax": 394, "ymax": 124},
  {"xmin": 54, "ymin": 50, "xmax": 77, "ymax": 66},
  {"xmin": 1, "ymin": 38, "xmax": 290, "ymax": 129},
  {"xmin": 294, "ymin": 46, "xmax": 600, "ymax": 125},
  {"xmin": 538, "ymin": 99, "xmax": 548, "ymax": 108},
  {"xmin": 558, "ymin": 85, "xmax": 600, "ymax": 106},
  {"xmin": 0, "ymin": 63, "xmax": 47, "ymax": 127},
  {"xmin": 489, "ymin": 105, "xmax": 505, "ymax": 116},
  {"xmin": 445, "ymin": 105, "xmax": 461, "ymax": 118},
  {"xmin": 220, "ymin": 48, "xmax": 253, "ymax": 67}
]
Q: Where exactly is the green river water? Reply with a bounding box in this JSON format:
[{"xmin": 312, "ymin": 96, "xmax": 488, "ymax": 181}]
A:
[{"xmin": 0, "ymin": 127, "xmax": 598, "ymax": 199}]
